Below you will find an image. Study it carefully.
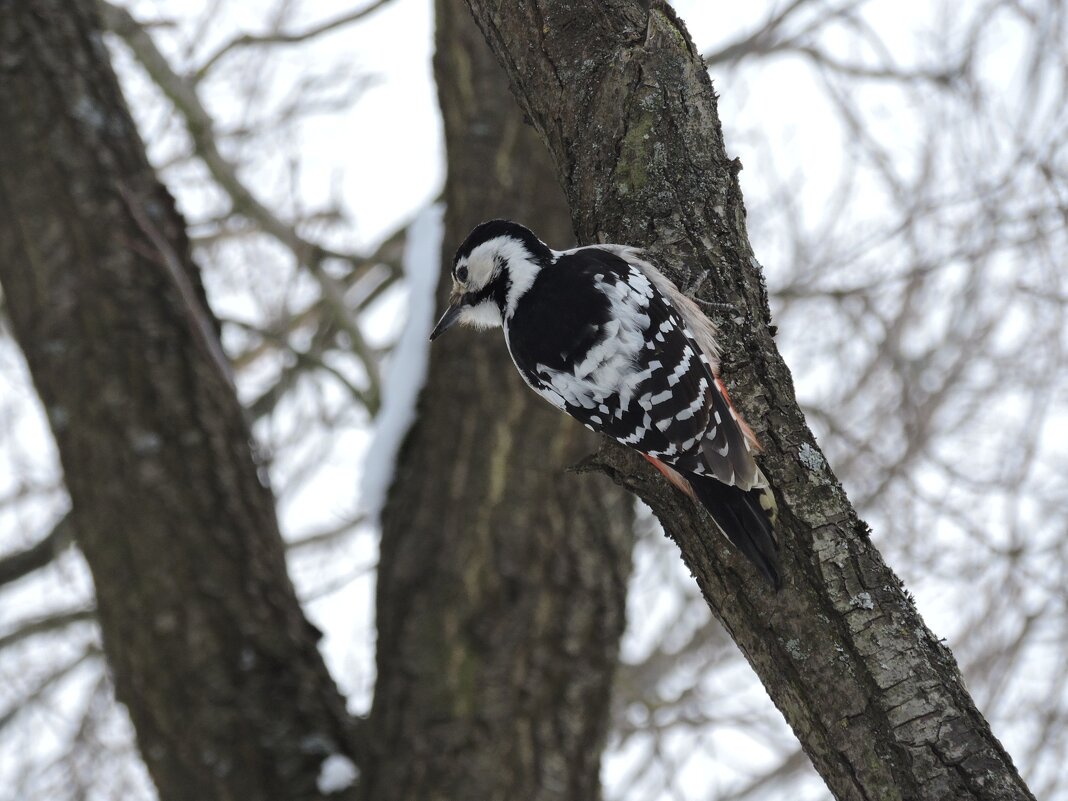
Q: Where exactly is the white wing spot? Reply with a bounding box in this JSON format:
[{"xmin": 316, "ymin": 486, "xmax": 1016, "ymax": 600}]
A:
[
  {"xmin": 676, "ymin": 394, "xmax": 705, "ymax": 421},
  {"xmin": 667, "ymin": 352, "xmax": 692, "ymax": 387}
]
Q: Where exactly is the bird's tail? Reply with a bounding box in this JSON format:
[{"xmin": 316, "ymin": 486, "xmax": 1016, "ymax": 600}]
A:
[{"xmin": 686, "ymin": 471, "xmax": 782, "ymax": 589}]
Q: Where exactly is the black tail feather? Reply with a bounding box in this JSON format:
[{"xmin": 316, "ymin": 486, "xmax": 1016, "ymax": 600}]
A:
[{"xmin": 686, "ymin": 473, "xmax": 782, "ymax": 590}]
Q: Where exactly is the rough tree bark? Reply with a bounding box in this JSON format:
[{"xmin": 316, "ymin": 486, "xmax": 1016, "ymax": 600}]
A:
[
  {"xmin": 360, "ymin": 1, "xmax": 632, "ymax": 799},
  {"xmin": 460, "ymin": 3, "xmax": 1036, "ymax": 800},
  {"xmin": 0, "ymin": 3, "xmax": 360, "ymax": 800}
]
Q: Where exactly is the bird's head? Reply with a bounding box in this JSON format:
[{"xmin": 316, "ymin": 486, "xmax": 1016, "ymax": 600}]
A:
[{"xmin": 430, "ymin": 219, "xmax": 553, "ymax": 341}]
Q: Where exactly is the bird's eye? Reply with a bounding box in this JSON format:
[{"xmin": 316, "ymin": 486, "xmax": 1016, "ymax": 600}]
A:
[{"xmin": 456, "ymin": 265, "xmax": 469, "ymax": 282}]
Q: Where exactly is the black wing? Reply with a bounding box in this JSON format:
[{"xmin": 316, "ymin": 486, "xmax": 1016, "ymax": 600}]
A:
[{"xmin": 506, "ymin": 248, "xmax": 723, "ymax": 473}]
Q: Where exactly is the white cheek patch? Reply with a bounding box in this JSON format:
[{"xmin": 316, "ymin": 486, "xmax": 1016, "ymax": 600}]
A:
[
  {"xmin": 464, "ymin": 237, "xmax": 544, "ymax": 319},
  {"xmin": 462, "ymin": 243, "xmax": 500, "ymax": 288},
  {"xmin": 459, "ymin": 299, "xmax": 503, "ymax": 330}
]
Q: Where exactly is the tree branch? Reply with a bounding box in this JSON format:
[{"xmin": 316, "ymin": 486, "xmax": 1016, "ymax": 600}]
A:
[
  {"xmin": 193, "ymin": 0, "xmax": 394, "ymax": 82},
  {"xmin": 99, "ymin": 0, "xmax": 385, "ymax": 412},
  {"xmin": 0, "ymin": 646, "xmax": 100, "ymax": 734},
  {"xmin": 0, "ymin": 2, "xmax": 362, "ymax": 796},
  {"xmin": 0, "ymin": 513, "xmax": 75, "ymax": 589},
  {"xmin": 0, "ymin": 607, "xmax": 96, "ymax": 652},
  {"xmin": 461, "ymin": 2, "xmax": 1036, "ymax": 799}
]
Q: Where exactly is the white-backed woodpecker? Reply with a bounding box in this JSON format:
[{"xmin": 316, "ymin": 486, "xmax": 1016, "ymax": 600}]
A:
[{"xmin": 431, "ymin": 220, "xmax": 781, "ymax": 588}]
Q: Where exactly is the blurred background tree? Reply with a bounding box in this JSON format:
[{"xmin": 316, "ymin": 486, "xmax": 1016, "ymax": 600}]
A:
[
  {"xmin": 362, "ymin": 0, "xmax": 632, "ymax": 796},
  {"xmin": 0, "ymin": 1, "xmax": 1064, "ymax": 800}
]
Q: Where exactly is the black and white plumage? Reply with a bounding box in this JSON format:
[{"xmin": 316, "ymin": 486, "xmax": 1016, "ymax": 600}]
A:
[{"xmin": 431, "ymin": 220, "xmax": 781, "ymax": 587}]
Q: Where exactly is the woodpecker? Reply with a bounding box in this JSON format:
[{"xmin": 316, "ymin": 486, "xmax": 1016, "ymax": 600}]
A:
[{"xmin": 430, "ymin": 220, "xmax": 781, "ymax": 588}]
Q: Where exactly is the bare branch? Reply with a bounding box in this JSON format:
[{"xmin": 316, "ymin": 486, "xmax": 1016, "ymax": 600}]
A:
[
  {"xmin": 0, "ymin": 647, "xmax": 100, "ymax": 734},
  {"xmin": 0, "ymin": 513, "xmax": 74, "ymax": 589},
  {"xmin": 99, "ymin": 0, "xmax": 386, "ymax": 411},
  {"xmin": 0, "ymin": 608, "xmax": 96, "ymax": 651},
  {"xmin": 193, "ymin": 0, "xmax": 394, "ymax": 82}
]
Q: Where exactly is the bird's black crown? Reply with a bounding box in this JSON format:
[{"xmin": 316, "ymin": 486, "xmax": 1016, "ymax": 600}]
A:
[{"xmin": 453, "ymin": 219, "xmax": 552, "ymax": 266}]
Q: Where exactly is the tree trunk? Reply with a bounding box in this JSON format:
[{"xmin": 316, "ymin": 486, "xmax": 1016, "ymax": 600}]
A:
[
  {"xmin": 459, "ymin": 3, "xmax": 1036, "ymax": 800},
  {"xmin": 360, "ymin": 1, "xmax": 633, "ymax": 799},
  {"xmin": 0, "ymin": 3, "xmax": 359, "ymax": 800}
]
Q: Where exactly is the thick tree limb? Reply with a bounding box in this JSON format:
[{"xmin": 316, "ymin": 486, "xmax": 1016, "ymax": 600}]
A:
[
  {"xmin": 360, "ymin": 1, "xmax": 633, "ymax": 798},
  {"xmin": 0, "ymin": 2, "xmax": 360, "ymax": 798},
  {"xmin": 461, "ymin": 2, "xmax": 1035, "ymax": 799}
]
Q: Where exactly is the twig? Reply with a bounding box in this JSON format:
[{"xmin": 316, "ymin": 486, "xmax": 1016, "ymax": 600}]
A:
[
  {"xmin": 0, "ymin": 646, "xmax": 100, "ymax": 733},
  {"xmin": 0, "ymin": 513, "xmax": 75, "ymax": 589},
  {"xmin": 0, "ymin": 608, "xmax": 96, "ymax": 651},
  {"xmin": 193, "ymin": 0, "xmax": 394, "ymax": 82}
]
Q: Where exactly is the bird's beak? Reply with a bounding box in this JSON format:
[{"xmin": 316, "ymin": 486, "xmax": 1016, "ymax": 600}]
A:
[{"xmin": 429, "ymin": 290, "xmax": 467, "ymax": 341}]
